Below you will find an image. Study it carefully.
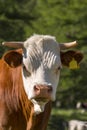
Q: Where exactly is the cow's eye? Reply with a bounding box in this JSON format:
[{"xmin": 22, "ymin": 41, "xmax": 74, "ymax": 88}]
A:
[
  {"xmin": 55, "ymin": 66, "xmax": 61, "ymax": 75},
  {"xmin": 57, "ymin": 66, "xmax": 61, "ymax": 70},
  {"xmin": 23, "ymin": 65, "xmax": 31, "ymax": 76}
]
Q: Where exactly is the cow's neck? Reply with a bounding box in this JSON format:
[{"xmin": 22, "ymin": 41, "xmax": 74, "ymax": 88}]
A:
[
  {"xmin": 27, "ymin": 101, "xmax": 52, "ymax": 130},
  {"xmin": 18, "ymin": 68, "xmax": 33, "ymax": 120}
]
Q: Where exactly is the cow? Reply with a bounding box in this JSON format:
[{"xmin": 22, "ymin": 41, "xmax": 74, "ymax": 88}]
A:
[{"xmin": 0, "ymin": 34, "xmax": 83, "ymax": 130}]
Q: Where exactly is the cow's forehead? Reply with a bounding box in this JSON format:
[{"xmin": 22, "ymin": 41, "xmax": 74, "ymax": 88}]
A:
[
  {"xmin": 24, "ymin": 34, "xmax": 60, "ymax": 53},
  {"xmin": 23, "ymin": 35, "xmax": 61, "ymax": 72}
]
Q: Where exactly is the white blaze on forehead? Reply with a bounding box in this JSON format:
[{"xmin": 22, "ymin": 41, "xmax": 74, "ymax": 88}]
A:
[
  {"xmin": 23, "ymin": 34, "xmax": 61, "ymax": 70},
  {"xmin": 43, "ymin": 51, "xmax": 59, "ymax": 69},
  {"xmin": 24, "ymin": 34, "xmax": 60, "ymax": 53}
]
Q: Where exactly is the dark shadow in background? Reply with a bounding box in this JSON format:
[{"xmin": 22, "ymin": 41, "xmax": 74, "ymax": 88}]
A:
[{"xmin": 47, "ymin": 115, "xmax": 68, "ymax": 130}]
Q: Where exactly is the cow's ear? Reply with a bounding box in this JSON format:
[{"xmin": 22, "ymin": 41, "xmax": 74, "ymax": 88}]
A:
[
  {"xmin": 60, "ymin": 50, "xmax": 83, "ymax": 69},
  {"xmin": 3, "ymin": 50, "xmax": 22, "ymax": 68}
]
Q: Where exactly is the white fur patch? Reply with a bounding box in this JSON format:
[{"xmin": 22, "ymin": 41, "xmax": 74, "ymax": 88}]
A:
[{"xmin": 31, "ymin": 99, "xmax": 46, "ymax": 115}]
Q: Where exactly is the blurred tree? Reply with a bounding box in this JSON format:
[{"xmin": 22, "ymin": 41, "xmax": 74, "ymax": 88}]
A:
[
  {"xmin": 0, "ymin": 0, "xmax": 38, "ymax": 42},
  {"xmin": 0, "ymin": 0, "xmax": 38, "ymax": 55}
]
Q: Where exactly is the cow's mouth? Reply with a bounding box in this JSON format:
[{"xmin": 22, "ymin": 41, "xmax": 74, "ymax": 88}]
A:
[
  {"xmin": 34, "ymin": 97, "xmax": 49, "ymax": 103},
  {"xmin": 31, "ymin": 98, "xmax": 49, "ymax": 115}
]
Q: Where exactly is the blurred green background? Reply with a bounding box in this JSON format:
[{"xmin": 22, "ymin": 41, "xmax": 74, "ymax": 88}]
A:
[{"xmin": 0, "ymin": 0, "xmax": 87, "ymax": 129}]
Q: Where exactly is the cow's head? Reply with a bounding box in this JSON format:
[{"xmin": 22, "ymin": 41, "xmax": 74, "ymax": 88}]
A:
[{"xmin": 2, "ymin": 34, "xmax": 83, "ymax": 114}]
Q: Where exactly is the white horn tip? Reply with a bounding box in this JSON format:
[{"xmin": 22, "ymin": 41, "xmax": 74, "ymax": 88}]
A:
[
  {"xmin": 73, "ymin": 41, "xmax": 76, "ymax": 43},
  {"xmin": 60, "ymin": 40, "xmax": 78, "ymax": 50},
  {"xmin": 73, "ymin": 41, "xmax": 78, "ymax": 46},
  {"xmin": 1, "ymin": 41, "xmax": 24, "ymax": 48}
]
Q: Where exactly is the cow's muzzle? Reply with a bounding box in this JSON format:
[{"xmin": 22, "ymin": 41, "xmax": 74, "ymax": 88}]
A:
[{"xmin": 33, "ymin": 84, "xmax": 52, "ymax": 102}]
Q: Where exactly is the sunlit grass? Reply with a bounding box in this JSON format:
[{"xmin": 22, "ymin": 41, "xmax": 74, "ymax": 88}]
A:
[{"xmin": 51, "ymin": 108, "xmax": 87, "ymax": 121}]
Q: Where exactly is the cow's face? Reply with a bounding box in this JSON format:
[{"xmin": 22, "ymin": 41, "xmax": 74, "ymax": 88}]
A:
[
  {"xmin": 2, "ymin": 34, "xmax": 83, "ymax": 114},
  {"xmin": 22, "ymin": 35, "xmax": 62, "ymax": 113}
]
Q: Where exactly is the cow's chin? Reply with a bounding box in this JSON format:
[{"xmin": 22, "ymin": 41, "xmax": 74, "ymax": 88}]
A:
[{"xmin": 31, "ymin": 99, "xmax": 48, "ymax": 115}]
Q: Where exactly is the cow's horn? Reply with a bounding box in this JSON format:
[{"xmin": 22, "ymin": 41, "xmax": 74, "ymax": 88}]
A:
[
  {"xmin": 2, "ymin": 41, "xmax": 24, "ymax": 48},
  {"xmin": 59, "ymin": 41, "xmax": 78, "ymax": 50}
]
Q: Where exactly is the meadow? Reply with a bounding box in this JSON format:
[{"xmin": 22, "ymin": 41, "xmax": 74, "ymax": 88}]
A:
[{"xmin": 47, "ymin": 108, "xmax": 87, "ymax": 130}]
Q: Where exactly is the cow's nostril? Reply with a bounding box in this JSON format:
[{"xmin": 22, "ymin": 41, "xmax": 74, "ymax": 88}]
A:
[{"xmin": 34, "ymin": 85, "xmax": 40, "ymax": 92}]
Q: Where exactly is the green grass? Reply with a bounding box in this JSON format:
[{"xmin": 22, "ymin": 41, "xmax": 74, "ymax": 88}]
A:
[
  {"xmin": 52, "ymin": 108, "xmax": 87, "ymax": 121},
  {"xmin": 47, "ymin": 108, "xmax": 87, "ymax": 130}
]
